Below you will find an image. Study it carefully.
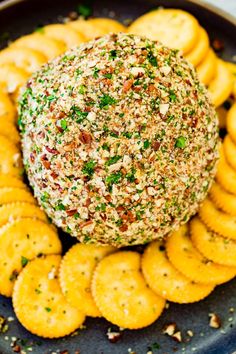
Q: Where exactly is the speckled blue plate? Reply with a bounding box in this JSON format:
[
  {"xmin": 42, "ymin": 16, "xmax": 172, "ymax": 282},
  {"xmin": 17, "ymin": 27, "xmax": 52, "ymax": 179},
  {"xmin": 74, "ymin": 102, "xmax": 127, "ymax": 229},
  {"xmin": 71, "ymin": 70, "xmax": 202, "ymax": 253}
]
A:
[{"xmin": 0, "ymin": 0, "xmax": 236, "ymax": 353}]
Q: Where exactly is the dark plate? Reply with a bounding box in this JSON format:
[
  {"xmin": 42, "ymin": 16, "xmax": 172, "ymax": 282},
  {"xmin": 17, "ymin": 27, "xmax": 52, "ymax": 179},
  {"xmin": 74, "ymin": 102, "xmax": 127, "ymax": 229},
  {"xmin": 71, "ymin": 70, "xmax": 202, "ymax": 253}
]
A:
[{"xmin": 0, "ymin": 0, "xmax": 236, "ymax": 353}]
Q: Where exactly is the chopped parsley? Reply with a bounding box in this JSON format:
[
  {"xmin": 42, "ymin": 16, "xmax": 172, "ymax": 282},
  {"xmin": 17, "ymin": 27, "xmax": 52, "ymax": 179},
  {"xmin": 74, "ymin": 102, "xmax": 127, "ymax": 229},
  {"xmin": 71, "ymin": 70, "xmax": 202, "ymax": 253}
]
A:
[
  {"xmin": 99, "ymin": 94, "xmax": 117, "ymax": 109},
  {"xmin": 143, "ymin": 140, "xmax": 151, "ymax": 149},
  {"xmin": 106, "ymin": 171, "xmax": 122, "ymax": 191},
  {"xmin": 169, "ymin": 89, "xmax": 177, "ymax": 102},
  {"xmin": 55, "ymin": 203, "xmax": 65, "ymax": 211},
  {"xmin": 147, "ymin": 52, "xmax": 158, "ymax": 67},
  {"xmin": 106, "ymin": 155, "xmax": 122, "ymax": 166},
  {"xmin": 109, "ymin": 50, "xmax": 117, "ymax": 60},
  {"xmin": 45, "ymin": 307, "xmax": 52, "ymax": 313},
  {"xmin": 70, "ymin": 105, "xmax": 88, "ymax": 123},
  {"xmin": 93, "ymin": 67, "xmax": 100, "ymax": 78},
  {"xmin": 21, "ymin": 256, "xmax": 29, "ymax": 267},
  {"xmin": 82, "ymin": 160, "xmax": 96, "ymax": 177},
  {"xmin": 60, "ymin": 119, "xmax": 67, "ymax": 130},
  {"xmin": 175, "ymin": 136, "xmax": 187, "ymax": 149},
  {"xmin": 40, "ymin": 192, "xmax": 49, "ymax": 203},
  {"xmin": 103, "ymin": 73, "xmax": 112, "ymax": 79},
  {"xmin": 126, "ymin": 167, "xmax": 136, "ymax": 183}
]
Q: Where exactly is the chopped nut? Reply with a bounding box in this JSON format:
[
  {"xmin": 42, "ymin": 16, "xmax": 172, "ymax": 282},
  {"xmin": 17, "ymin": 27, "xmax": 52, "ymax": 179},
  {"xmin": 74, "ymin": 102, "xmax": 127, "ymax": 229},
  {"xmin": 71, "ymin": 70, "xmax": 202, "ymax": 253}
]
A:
[
  {"xmin": 172, "ymin": 331, "xmax": 182, "ymax": 343},
  {"xmin": 162, "ymin": 322, "xmax": 177, "ymax": 336},
  {"xmin": 106, "ymin": 329, "xmax": 122, "ymax": 343},
  {"xmin": 159, "ymin": 103, "xmax": 169, "ymax": 115},
  {"xmin": 209, "ymin": 313, "xmax": 221, "ymax": 328}
]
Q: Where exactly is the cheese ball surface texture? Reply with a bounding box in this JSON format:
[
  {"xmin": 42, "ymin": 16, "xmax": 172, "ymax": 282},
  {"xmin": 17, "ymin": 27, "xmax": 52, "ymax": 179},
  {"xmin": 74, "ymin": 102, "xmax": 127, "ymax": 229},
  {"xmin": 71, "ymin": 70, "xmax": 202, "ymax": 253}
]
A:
[{"xmin": 19, "ymin": 33, "xmax": 219, "ymax": 247}]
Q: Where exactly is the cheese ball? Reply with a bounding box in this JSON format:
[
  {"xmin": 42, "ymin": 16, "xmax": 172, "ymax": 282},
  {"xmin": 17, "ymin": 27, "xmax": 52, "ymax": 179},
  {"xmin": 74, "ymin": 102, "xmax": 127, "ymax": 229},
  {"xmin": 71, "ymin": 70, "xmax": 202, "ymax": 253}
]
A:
[{"xmin": 19, "ymin": 33, "xmax": 219, "ymax": 247}]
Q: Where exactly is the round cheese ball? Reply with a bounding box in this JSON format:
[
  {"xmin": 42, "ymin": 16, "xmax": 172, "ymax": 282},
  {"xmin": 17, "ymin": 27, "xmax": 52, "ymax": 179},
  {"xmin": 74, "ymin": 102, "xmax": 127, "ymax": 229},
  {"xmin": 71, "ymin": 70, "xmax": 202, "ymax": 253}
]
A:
[{"xmin": 19, "ymin": 33, "xmax": 219, "ymax": 247}]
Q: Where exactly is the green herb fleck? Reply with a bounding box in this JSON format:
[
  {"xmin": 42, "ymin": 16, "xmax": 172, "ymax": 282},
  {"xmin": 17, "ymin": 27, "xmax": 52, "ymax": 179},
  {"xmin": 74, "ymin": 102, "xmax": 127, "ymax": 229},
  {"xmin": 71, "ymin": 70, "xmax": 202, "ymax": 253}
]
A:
[
  {"xmin": 106, "ymin": 171, "xmax": 122, "ymax": 191},
  {"xmin": 60, "ymin": 119, "xmax": 67, "ymax": 130},
  {"xmin": 82, "ymin": 160, "xmax": 96, "ymax": 178},
  {"xmin": 99, "ymin": 94, "xmax": 117, "ymax": 109},
  {"xmin": 106, "ymin": 155, "xmax": 122, "ymax": 166},
  {"xmin": 175, "ymin": 136, "xmax": 187, "ymax": 149},
  {"xmin": 109, "ymin": 50, "xmax": 117, "ymax": 60},
  {"xmin": 21, "ymin": 256, "xmax": 29, "ymax": 267},
  {"xmin": 147, "ymin": 52, "xmax": 158, "ymax": 67},
  {"xmin": 169, "ymin": 90, "xmax": 177, "ymax": 102},
  {"xmin": 143, "ymin": 140, "xmax": 150, "ymax": 149},
  {"xmin": 45, "ymin": 307, "xmax": 52, "ymax": 313},
  {"xmin": 103, "ymin": 73, "xmax": 112, "ymax": 79},
  {"xmin": 55, "ymin": 203, "xmax": 65, "ymax": 211}
]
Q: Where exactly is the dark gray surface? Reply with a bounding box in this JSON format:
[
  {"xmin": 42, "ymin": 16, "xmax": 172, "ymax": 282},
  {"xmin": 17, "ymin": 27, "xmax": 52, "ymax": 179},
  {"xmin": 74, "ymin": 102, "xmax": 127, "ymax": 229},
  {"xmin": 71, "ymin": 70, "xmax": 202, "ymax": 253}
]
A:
[{"xmin": 0, "ymin": 0, "xmax": 236, "ymax": 353}]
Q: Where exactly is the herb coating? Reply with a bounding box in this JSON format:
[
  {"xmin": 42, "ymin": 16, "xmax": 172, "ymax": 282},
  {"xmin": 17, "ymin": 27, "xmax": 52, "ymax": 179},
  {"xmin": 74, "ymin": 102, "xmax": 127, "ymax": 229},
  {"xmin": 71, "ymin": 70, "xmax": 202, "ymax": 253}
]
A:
[{"xmin": 19, "ymin": 33, "xmax": 219, "ymax": 246}]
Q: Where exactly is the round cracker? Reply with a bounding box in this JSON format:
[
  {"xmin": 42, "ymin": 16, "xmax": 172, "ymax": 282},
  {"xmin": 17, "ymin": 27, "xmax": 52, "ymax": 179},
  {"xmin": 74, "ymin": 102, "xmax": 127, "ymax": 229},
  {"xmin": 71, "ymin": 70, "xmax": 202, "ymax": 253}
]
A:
[
  {"xmin": 199, "ymin": 197, "xmax": 236, "ymax": 240},
  {"xmin": 0, "ymin": 91, "xmax": 16, "ymax": 123},
  {"xmin": 226, "ymin": 103, "xmax": 236, "ymax": 145},
  {"xmin": 67, "ymin": 19, "xmax": 108, "ymax": 40},
  {"xmin": 12, "ymin": 33, "xmax": 66, "ymax": 60},
  {"xmin": 224, "ymin": 134, "xmax": 236, "ymax": 171},
  {"xmin": 0, "ymin": 47, "xmax": 46, "ymax": 73},
  {"xmin": 196, "ymin": 49, "xmax": 217, "ymax": 86},
  {"xmin": 88, "ymin": 18, "xmax": 126, "ymax": 34},
  {"xmin": 185, "ymin": 27, "xmax": 209, "ymax": 67},
  {"xmin": 209, "ymin": 182, "xmax": 236, "ymax": 216},
  {"xmin": 59, "ymin": 244, "xmax": 115, "ymax": 317},
  {"xmin": 43, "ymin": 24, "xmax": 85, "ymax": 49},
  {"xmin": 208, "ymin": 59, "xmax": 233, "ymax": 108},
  {"xmin": 0, "ymin": 64, "xmax": 29, "ymax": 96},
  {"xmin": 128, "ymin": 9, "xmax": 199, "ymax": 54},
  {"xmin": 226, "ymin": 61, "xmax": 236, "ymax": 98},
  {"xmin": 0, "ymin": 120, "xmax": 20, "ymax": 145},
  {"xmin": 0, "ymin": 135, "xmax": 23, "ymax": 178},
  {"xmin": 0, "ymin": 218, "xmax": 62, "ymax": 297},
  {"xmin": 216, "ymin": 146, "xmax": 236, "ymax": 195},
  {"xmin": 0, "ymin": 202, "xmax": 48, "ymax": 226},
  {"xmin": 92, "ymin": 251, "xmax": 165, "ymax": 329},
  {"xmin": 13, "ymin": 255, "xmax": 85, "ymax": 338},
  {"xmin": 142, "ymin": 240, "xmax": 214, "ymax": 303},
  {"xmin": 0, "ymin": 187, "xmax": 36, "ymax": 205},
  {"xmin": 216, "ymin": 105, "xmax": 227, "ymax": 129},
  {"xmin": 190, "ymin": 217, "xmax": 236, "ymax": 267},
  {"xmin": 0, "ymin": 175, "xmax": 26, "ymax": 189},
  {"xmin": 166, "ymin": 224, "xmax": 236, "ymax": 285}
]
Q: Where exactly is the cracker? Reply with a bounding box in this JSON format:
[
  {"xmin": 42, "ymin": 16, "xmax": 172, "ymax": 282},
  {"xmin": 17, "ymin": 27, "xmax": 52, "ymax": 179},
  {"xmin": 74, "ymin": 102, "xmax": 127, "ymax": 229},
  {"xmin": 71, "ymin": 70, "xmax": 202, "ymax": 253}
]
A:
[
  {"xmin": 12, "ymin": 33, "xmax": 66, "ymax": 60},
  {"xmin": 166, "ymin": 224, "xmax": 236, "ymax": 285},
  {"xmin": 0, "ymin": 202, "xmax": 48, "ymax": 226},
  {"xmin": 88, "ymin": 18, "xmax": 126, "ymax": 34},
  {"xmin": 142, "ymin": 240, "xmax": 214, "ymax": 303},
  {"xmin": 190, "ymin": 217, "xmax": 236, "ymax": 267},
  {"xmin": 226, "ymin": 103, "xmax": 236, "ymax": 145},
  {"xmin": 226, "ymin": 61, "xmax": 236, "ymax": 98},
  {"xmin": 199, "ymin": 197, "xmax": 236, "ymax": 240},
  {"xmin": 0, "ymin": 187, "xmax": 36, "ymax": 205},
  {"xmin": 13, "ymin": 255, "xmax": 85, "ymax": 338},
  {"xmin": 224, "ymin": 134, "xmax": 236, "ymax": 171},
  {"xmin": 0, "ymin": 135, "xmax": 23, "ymax": 178},
  {"xmin": 0, "ymin": 47, "xmax": 46, "ymax": 73},
  {"xmin": 0, "ymin": 218, "xmax": 62, "ymax": 297},
  {"xmin": 0, "ymin": 120, "xmax": 20, "ymax": 145},
  {"xmin": 128, "ymin": 9, "xmax": 199, "ymax": 54},
  {"xmin": 185, "ymin": 27, "xmax": 209, "ymax": 67},
  {"xmin": 92, "ymin": 251, "xmax": 165, "ymax": 329},
  {"xmin": 216, "ymin": 106, "xmax": 227, "ymax": 129},
  {"xmin": 216, "ymin": 146, "xmax": 236, "ymax": 195},
  {"xmin": 209, "ymin": 182, "xmax": 236, "ymax": 216},
  {"xmin": 43, "ymin": 24, "xmax": 85, "ymax": 49},
  {"xmin": 196, "ymin": 49, "xmax": 217, "ymax": 85},
  {"xmin": 0, "ymin": 175, "xmax": 26, "ymax": 189},
  {"xmin": 0, "ymin": 64, "xmax": 29, "ymax": 96},
  {"xmin": 59, "ymin": 244, "xmax": 116, "ymax": 317},
  {"xmin": 0, "ymin": 91, "xmax": 16, "ymax": 123},
  {"xmin": 208, "ymin": 59, "xmax": 233, "ymax": 108},
  {"xmin": 67, "ymin": 19, "xmax": 108, "ymax": 40}
]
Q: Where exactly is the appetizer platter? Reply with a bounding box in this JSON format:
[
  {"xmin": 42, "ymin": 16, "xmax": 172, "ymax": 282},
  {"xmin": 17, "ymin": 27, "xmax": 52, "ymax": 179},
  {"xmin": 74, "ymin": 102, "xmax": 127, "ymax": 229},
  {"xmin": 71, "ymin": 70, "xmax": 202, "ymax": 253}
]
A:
[{"xmin": 0, "ymin": 0, "xmax": 236, "ymax": 353}]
